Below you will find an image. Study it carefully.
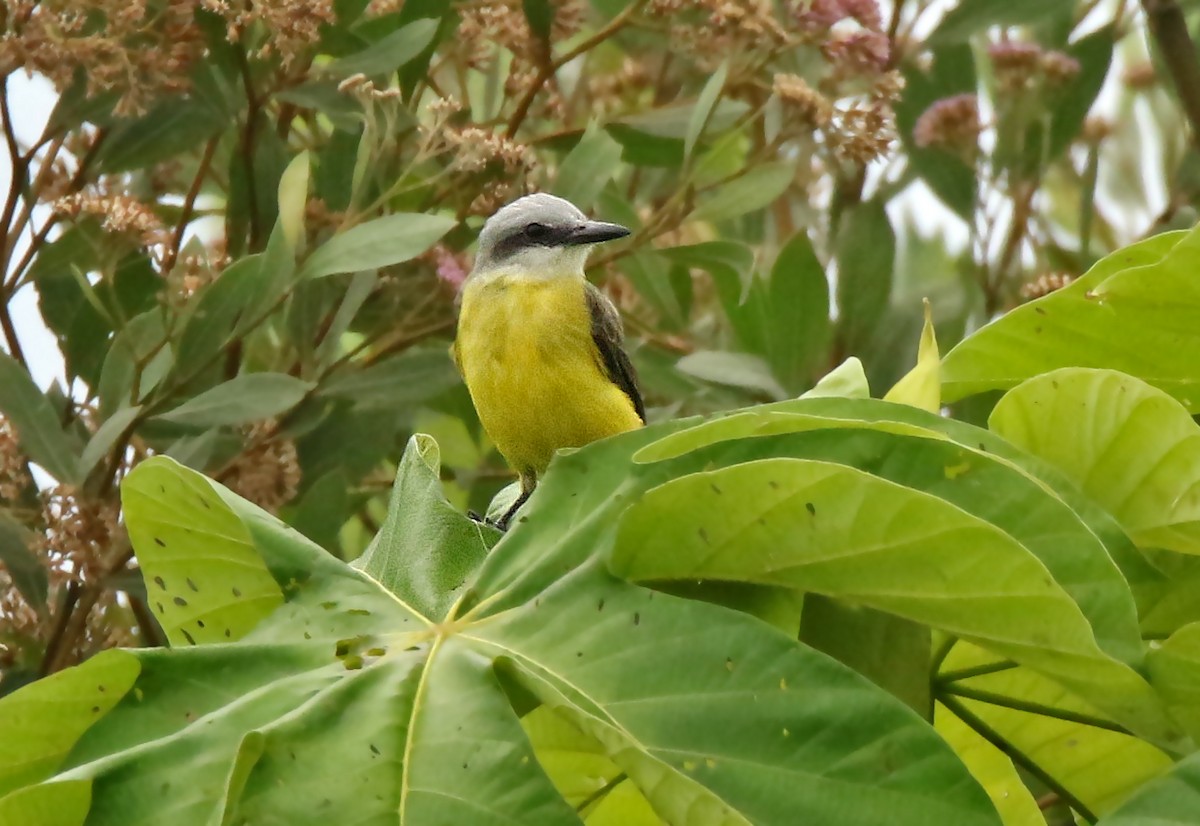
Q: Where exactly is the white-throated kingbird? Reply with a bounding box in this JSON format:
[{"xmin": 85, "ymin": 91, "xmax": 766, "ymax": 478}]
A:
[{"xmin": 453, "ymin": 193, "xmax": 644, "ymax": 530}]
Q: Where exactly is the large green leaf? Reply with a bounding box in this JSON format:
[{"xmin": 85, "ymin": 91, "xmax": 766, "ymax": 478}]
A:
[
  {"xmin": 943, "ymin": 227, "xmax": 1200, "ymax": 411},
  {"xmin": 0, "ymin": 651, "xmax": 138, "ymax": 797},
  {"xmin": 990, "ymin": 369, "xmax": 1200, "ymax": 554},
  {"xmin": 1095, "ymin": 740, "xmax": 1200, "ymax": 824},
  {"xmin": 1147, "ymin": 622, "xmax": 1200, "ymax": 741},
  {"xmin": 121, "ymin": 458, "xmax": 284, "ymax": 646},
  {"xmin": 0, "ymin": 354, "xmax": 82, "ymax": 484},
  {"xmin": 299, "ymin": 213, "xmax": 456, "ymax": 279},
  {"xmin": 156, "ymin": 373, "xmax": 314, "ymax": 428},
  {"xmin": 5, "ymin": 429, "xmax": 999, "ymax": 825}
]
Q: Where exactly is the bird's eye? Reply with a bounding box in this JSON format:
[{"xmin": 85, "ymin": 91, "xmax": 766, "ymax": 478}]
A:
[{"xmin": 524, "ymin": 222, "xmax": 550, "ymax": 240}]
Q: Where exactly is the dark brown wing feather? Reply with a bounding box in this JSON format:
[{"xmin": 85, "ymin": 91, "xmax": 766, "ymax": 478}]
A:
[{"xmin": 584, "ymin": 282, "xmax": 645, "ymax": 423}]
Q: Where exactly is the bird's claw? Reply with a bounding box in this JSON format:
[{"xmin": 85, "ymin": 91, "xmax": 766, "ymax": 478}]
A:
[{"xmin": 467, "ymin": 510, "xmax": 508, "ymax": 532}]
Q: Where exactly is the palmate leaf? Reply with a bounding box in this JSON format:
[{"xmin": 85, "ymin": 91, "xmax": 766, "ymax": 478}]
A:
[
  {"xmin": 943, "ymin": 227, "xmax": 1200, "ymax": 411},
  {"xmin": 616, "ymin": 398, "xmax": 1181, "ymax": 750},
  {"xmin": 0, "ymin": 425, "xmax": 999, "ymax": 825},
  {"xmin": 936, "ymin": 642, "xmax": 1172, "ymax": 819},
  {"xmin": 990, "ymin": 368, "xmax": 1200, "ymax": 555}
]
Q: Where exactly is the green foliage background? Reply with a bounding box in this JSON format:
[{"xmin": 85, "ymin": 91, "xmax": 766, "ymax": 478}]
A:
[{"xmin": 4, "ymin": 0, "xmax": 1200, "ymax": 823}]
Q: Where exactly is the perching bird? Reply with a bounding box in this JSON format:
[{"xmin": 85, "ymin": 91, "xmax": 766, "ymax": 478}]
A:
[{"xmin": 453, "ymin": 193, "xmax": 645, "ymax": 530}]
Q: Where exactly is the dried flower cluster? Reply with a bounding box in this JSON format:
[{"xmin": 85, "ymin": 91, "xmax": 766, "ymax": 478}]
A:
[
  {"xmin": 988, "ymin": 41, "xmax": 1081, "ymax": 94},
  {"xmin": 202, "ymin": 0, "xmax": 336, "ymax": 69},
  {"xmin": 225, "ymin": 423, "xmax": 302, "ymax": 514},
  {"xmin": 54, "ymin": 192, "xmax": 167, "ymax": 249},
  {"xmin": 794, "ymin": 0, "xmax": 883, "ymax": 31},
  {"xmin": 0, "ymin": 418, "xmax": 28, "ymax": 503},
  {"xmin": 774, "ymin": 73, "xmax": 834, "ymax": 129},
  {"xmin": 423, "ymin": 119, "xmax": 538, "ymax": 214},
  {"xmin": 1, "ymin": 0, "xmax": 205, "ymax": 116},
  {"xmin": 1020, "ymin": 271, "xmax": 1075, "ymax": 302},
  {"xmin": 914, "ymin": 93, "xmax": 982, "ymax": 160},
  {"xmin": 651, "ymin": 0, "xmax": 788, "ymax": 67},
  {"xmin": 36, "ymin": 486, "xmax": 123, "ymax": 586}
]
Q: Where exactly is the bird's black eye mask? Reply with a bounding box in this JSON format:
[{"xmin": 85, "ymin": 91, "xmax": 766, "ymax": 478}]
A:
[
  {"xmin": 491, "ymin": 220, "xmax": 630, "ymax": 262},
  {"xmin": 490, "ymin": 221, "xmax": 574, "ymax": 261}
]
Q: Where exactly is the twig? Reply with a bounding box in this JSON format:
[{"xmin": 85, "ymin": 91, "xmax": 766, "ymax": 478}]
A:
[
  {"xmin": 161, "ymin": 135, "xmax": 220, "ymax": 273},
  {"xmin": 1142, "ymin": 0, "xmax": 1200, "ymax": 150},
  {"xmin": 38, "ymin": 581, "xmax": 81, "ymax": 675},
  {"xmin": 506, "ymin": 0, "xmax": 646, "ymax": 137}
]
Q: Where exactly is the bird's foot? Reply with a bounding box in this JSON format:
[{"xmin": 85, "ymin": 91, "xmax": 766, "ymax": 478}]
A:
[{"xmin": 467, "ymin": 510, "xmax": 508, "ymax": 532}]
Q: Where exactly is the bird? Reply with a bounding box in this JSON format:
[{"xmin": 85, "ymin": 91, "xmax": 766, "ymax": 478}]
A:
[{"xmin": 453, "ymin": 193, "xmax": 645, "ymax": 531}]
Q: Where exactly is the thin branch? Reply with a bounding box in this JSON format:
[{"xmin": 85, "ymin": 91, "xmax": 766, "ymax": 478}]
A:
[
  {"xmin": 939, "ymin": 695, "xmax": 1099, "ymax": 824},
  {"xmin": 161, "ymin": 135, "xmax": 220, "ymax": 273},
  {"xmin": 506, "ymin": 0, "xmax": 646, "ymax": 137},
  {"xmin": 1142, "ymin": 0, "xmax": 1200, "ymax": 150},
  {"xmin": 935, "ymin": 658, "xmax": 1018, "ymax": 684}
]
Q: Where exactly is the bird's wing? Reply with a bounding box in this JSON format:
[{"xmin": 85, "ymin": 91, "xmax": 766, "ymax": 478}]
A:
[{"xmin": 584, "ymin": 282, "xmax": 646, "ymax": 423}]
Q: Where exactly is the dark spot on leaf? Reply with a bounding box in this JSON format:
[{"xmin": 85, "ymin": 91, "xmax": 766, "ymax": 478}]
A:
[
  {"xmin": 633, "ymin": 612, "xmax": 640, "ymax": 626},
  {"xmin": 1034, "ymin": 327, "xmax": 1042, "ymax": 334},
  {"xmin": 710, "ymin": 483, "xmax": 722, "ymax": 495},
  {"xmin": 370, "ymin": 744, "xmax": 380, "ymax": 756},
  {"xmin": 576, "ymin": 651, "xmax": 583, "ymax": 658},
  {"xmin": 519, "ymin": 516, "xmax": 528, "ymax": 523},
  {"xmin": 92, "ymin": 705, "xmax": 100, "ymax": 713},
  {"xmin": 806, "ymin": 502, "xmax": 816, "ymax": 516},
  {"xmin": 232, "ymin": 587, "xmax": 242, "ymax": 598},
  {"xmin": 348, "ymin": 608, "xmax": 371, "ymax": 616},
  {"xmin": 725, "ymin": 657, "xmax": 734, "ymax": 671},
  {"xmin": 153, "ymin": 537, "xmax": 165, "ymax": 547},
  {"xmin": 186, "ymin": 578, "xmax": 198, "ymax": 592},
  {"xmin": 462, "ymin": 763, "xmax": 469, "ymax": 769},
  {"xmin": 698, "ymin": 527, "xmax": 709, "ymax": 543},
  {"xmin": 597, "ymin": 598, "xmax": 604, "ymax": 611},
  {"xmin": 159, "ymin": 485, "xmax": 166, "ymax": 494},
  {"xmin": 161, "ymin": 782, "xmax": 170, "ymax": 792},
  {"xmin": 289, "ymin": 750, "xmax": 296, "ymax": 760},
  {"xmin": 768, "ymin": 480, "xmax": 779, "ymax": 489},
  {"xmin": 224, "ymin": 628, "xmax": 232, "ymax": 638},
  {"xmin": 155, "ymin": 601, "xmax": 164, "ymax": 613},
  {"xmin": 342, "ymin": 655, "xmax": 363, "ymax": 670},
  {"xmin": 303, "ymin": 631, "xmax": 311, "ymax": 639},
  {"xmin": 200, "ymin": 497, "xmax": 211, "ymax": 509},
  {"xmin": 97, "ymin": 684, "xmax": 105, "ymax": 692},
  {"xmin": 153, "ymin": 576, "xmax": 165, "ymax": 590},
  {"xmin": 367, "ymin": 647, "xmax": 386, "ymax": 657},
  {"xmin": 1034, "ymin": 306, "xmax": 1046, "ymax": 315},
  {"xmin": 181, "ymin": 629, "xmax": 196, "ymax": 645},
  {"xmin": 335, "ymin": 640, "xmax": 351, "ymax": 656},
  {"xmin": 173, "ymin": 596, "xmax": 188, "ymax": 607},
  {"xmin": 196, "ymin": 619, "xmax": 205, "ymax": 628}
]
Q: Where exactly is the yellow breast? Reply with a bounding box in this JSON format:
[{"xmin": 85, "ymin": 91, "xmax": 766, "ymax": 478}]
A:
[{"xmin": 454, "ymin": 273, "xmax": 642, "ymax": 477}]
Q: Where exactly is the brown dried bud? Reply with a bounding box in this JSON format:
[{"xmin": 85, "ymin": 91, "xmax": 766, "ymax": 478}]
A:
[{"xmin": 1041, "ymin": 50, "xmax": 1081, "ymax": 85}]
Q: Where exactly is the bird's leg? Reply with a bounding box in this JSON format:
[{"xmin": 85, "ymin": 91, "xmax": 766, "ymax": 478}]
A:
[{"xmin": 494, "ymin": 472, "xmax": 537, "ymax": 531}]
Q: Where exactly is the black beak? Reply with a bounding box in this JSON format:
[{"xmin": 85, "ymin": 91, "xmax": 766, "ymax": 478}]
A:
[{"xmin": 562, "ymin": 220, "xmax": 631, "ymax": 246}]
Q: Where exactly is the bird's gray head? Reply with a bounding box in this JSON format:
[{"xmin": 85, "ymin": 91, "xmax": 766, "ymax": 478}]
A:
[{"xmin": 472, "ymin": 193, "xmax": 630, "ymax": 278}]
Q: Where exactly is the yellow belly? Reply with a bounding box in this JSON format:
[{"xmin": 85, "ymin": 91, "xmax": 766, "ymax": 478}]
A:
[{"xmin": 455, "ymin": 273, "xmax": 642, "ymax": 477}]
